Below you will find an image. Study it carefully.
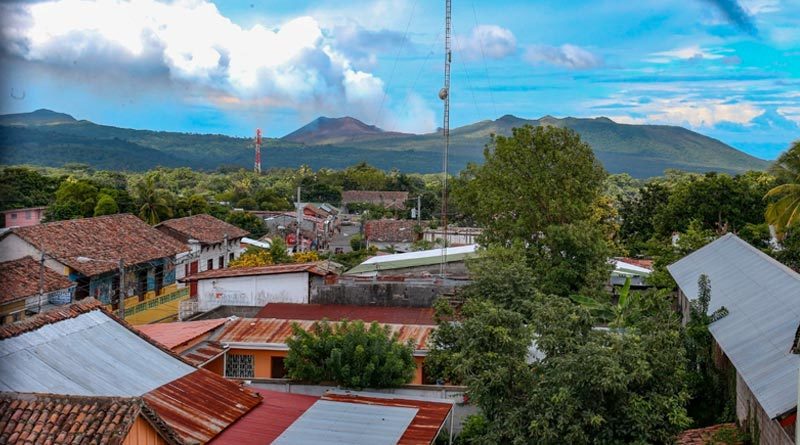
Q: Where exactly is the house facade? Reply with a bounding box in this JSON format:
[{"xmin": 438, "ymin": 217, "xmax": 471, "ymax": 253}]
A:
[
  {"xmin": 1, "ymin": 206, "xmax": 45, "ymax": 228},
  {"xmin": 364, "ymin": 219, "xmax": 425, "ymax": 252},
  {"xmin": 0, "ymin": 256, "xmax": 75, "ymax": 324},
  {"xmin": 341, "ymin": 190, "xmax": 409, "ymax": 213}
]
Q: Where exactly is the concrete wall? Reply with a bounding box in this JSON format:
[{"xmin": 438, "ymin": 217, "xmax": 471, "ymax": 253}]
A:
[
  {"xmin": 0, "ymin": 234, "xmax": 68, "ymax": 274},
  {"xmin": 197, "ymin": 272, "xmax": 310, "ymax": 311},
  {"xmin": 736, "ymin": 372, "xmax": 794, "ymax": 445},
  {"xmin": 2, "ymin": 208, "xmax": 44, "ymax": 228},
  {"xmin": 188, "ymin": 305, "xmax": 262, "ymax": 320},
  {"xmin": 313, "ymin": 280, "xmax": 465, "ymax": 308}
]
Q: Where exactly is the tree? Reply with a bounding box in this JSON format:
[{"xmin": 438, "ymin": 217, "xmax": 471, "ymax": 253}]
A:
[
  {"xmin": 268, "ymin": 237, "xmax": 294, "ymax": 264},
  {"xmin": 225, "ymin": 211, "xmax": 266, "ymax": 238},
  {"xmin": 453, "ymin": 125, "xmax": 606, "ymax": 244},
  {"xmin": 135, "ymin": 176, "xmax": 173, "ymax": 224},
  {"xmin": 93, "ymin": 194, "xmax": 119, "ymax": 216},
  {"xmin": 0, "ymin": 167, "xmax": 60, "ymax": 211},
  {"xmin": 571, "ymin": 276, "xmax": 641, "ymax": 329},
  {"xmin": 229, "ymin": 248, "xmax": 273, "ymax": 268},
  {"xmin": 293, "ymin": 251, "xmax": 319, "ymax": 263},
  {"xmin": 48, "ymin": 177, "xmax": 100, "ymax": 219},
  {"xmin": 285, "ymin": 320, "xmax": 416, "ymax": 389},
  {"xmin": 619, "ymin": 183, "xmax": 670, "ymax": 253},
  {"xmin": 349, "ymin": 234, "xmax": 366, "ymax": 251},
  {"xmin": 765, "ymin": 141, "xmax": 800, "ymax": 235}
]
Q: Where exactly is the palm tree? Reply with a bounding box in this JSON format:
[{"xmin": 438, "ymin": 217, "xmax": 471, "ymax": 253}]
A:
[
  {"xmin": 765, "ymin": 141, "xmax": 800, "ymax": 235},
  {"xmin": 136, "ymin": 176, "xmax": 173, "ymax": 225}
]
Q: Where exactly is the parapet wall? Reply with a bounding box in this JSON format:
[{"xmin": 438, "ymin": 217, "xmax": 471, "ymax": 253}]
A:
[{"xmin": 312, "ymin": 276, "xmax": 469, "ymax": 308}]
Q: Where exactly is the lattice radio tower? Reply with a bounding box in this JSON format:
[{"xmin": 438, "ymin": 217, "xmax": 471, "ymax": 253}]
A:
[{"xmin": 438, "ymin": 0, "xmax": 452, "ymax": 276}]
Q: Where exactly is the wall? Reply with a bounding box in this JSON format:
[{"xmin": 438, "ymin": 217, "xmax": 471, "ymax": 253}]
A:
[
  {"xmin": 313, "ymin": 280, "xmax": 466, "ymax": 308},
  {"xmin": 0, "ymin": 234, "xmax": 68, "ymax": 274},
  {"xmin": 0, "ymin": 300, "xmax": 26, "ymax": 325},
  {"xmin": 197, "ymin": 272, "xmax": 310, "ymax": 311},
  {"xmin": 204, "ymin": 354, "xmax": 225, "ymax": 375},
  {"xmin": 188, "ymin": 305, "xmax": 262, "ymax": 320},
  {"xmin": 122, "ymin": 415, "xmax": 168, "ymax": 445},
  {"xmin": 226, "ymin": 348, "xmax": 288, "ymax": 379},
  {"xmin": 736, "ymin": 372, "xmax": 795, "ymax": 445},
  {"xmin": 2, "ymin": 208, "xmax": 44, "ymax": 228}
]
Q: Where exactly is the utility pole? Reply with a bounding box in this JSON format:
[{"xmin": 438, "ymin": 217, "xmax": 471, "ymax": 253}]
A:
[
  {"xmin": 417, "ymin": 195, "xmax": 421, "ymax": 224},
  {"xmin": 254, "ymin": 128, "xmax": 262, "ymax": 174},
  {"xmin": 118, "ymin": 259, "xmax": 125, "ymax": 320},
  {"xmin": 37, "ymin": 251, "xmax": 45, "ymax": 313},
  {"xmin": 296, "ymin": 186, "xmax": 302, "ymax": 253},
  {"xmin": 438, "ymin": 0, "xmax": 452, "ymax": 277},
  {"xmin": 223, "ymin": 233, "xmax": 229, "ymax": 267}
]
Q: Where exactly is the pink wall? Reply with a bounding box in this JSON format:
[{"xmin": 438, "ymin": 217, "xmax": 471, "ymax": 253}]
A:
[{"xmin": 2, "ymin": 208, "xmax": 45, "ymax": 228}]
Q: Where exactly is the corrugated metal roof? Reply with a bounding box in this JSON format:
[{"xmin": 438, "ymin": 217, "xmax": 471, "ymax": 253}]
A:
[
  {"xmin": 272, "ymin": 399, "xmax": 417, "ymax": 445},
  {"xmin": 214, "ymin": 318, "xmax": 433, "ymax": 352},
  {"xmin": 137, "ymin": 318, "xmax": 228, "ymax": 349},
  {"xmin": 667, "ymin": 233, "xmax": 800, "ymax": 418},
  {"xmin": 346, "ymin": 245, "xmax": 478, "ymax": 275},
  {"xmin": 143, "ymin": 368, "xmax": 262, "ymax": 445},
  {"xmin": 0, "ymin": 310, "xmax": 195, "ymax": 396},
  {"xmin": 183, "ymin": 341, "xmax": 227, "ymax": 366},
  {"xmin": 181, "ymin": 262, "xmax": 330, "ymax": 282},
  {"xmin": 210, "ymin": 389, "xmax": 318, "ymax": 445},
  {"xmin": 322, "ymin": 392, "xmax": 453, "ymax": 445},
  {"xmin": 256, "ymin": 303, "xmax": 436, "ymax": 325}
]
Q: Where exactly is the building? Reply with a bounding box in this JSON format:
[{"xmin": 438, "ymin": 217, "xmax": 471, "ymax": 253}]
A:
[
  {"xmin": 668, "ymin": 234, "xmax": 799, "ymax": 445},
  {"xmin": 365, "ymin": 219, "xmax": 425, "ymax": 252},
  {"xmin": 0, "ymin": 214, "xmax": 188, "ymax": 323},
  {"xmin": 255, "ymin": 303, "xmax": 436, "ymax": 325},
  {"xmin": 210, "ymin": 389, "xmax": 453, "ymax": 445},
  {"xmin": 156, "ymin": 214, "xmax": 248, "ymax": 283},
  {"xmin": 423, "ymin": 227, "xmax": 483, "ymax": 247},
  {"xmin": 341, "ymin": 191, "xmax": 409, "ymax": 213},
  {"xmin": 346, "ymin": 244, "xmax": 478, "ymax": 278},
  {"xmin": 1, "ymin": 206, "xmax": 45, "ymax": 228},
  {"xmin": 610, "ymin": 257, "xmax": 653, "ymax": 288},
  {"xmin": 0, "ymin": 256, "xmax": 75, "ymax": 324},
  {"xmin": 0, "ymin": 298, "xmax": 262, "ymax": 444},
  {"xmin": 181, "ymin": 262, "xmax": 337, "ymax": 312}
]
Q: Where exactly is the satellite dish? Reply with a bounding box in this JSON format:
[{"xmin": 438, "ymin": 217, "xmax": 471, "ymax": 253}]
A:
[{"xmin": 438, "ymin": 87, "xmax": 448, "ymax": 101}]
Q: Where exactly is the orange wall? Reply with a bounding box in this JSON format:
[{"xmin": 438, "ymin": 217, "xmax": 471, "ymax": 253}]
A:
[
  {"xmin": 204, "ymin": 354, "xmax": 225, "ymax": 375},
  {"xmin": 413, "ymin": 356, "xmax": 425, "ymax": 385},
  {"xmin": 122, "ymin": 416, "xmax": 168, "ymax": 445}
]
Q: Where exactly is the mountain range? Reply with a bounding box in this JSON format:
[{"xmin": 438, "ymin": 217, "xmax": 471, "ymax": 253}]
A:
[{"xmin": 0, "ymin": 109, "xmax": 770, "ymax": 178}]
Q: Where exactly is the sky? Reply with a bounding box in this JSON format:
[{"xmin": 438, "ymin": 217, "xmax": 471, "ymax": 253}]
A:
[{"xmin": 0, "ymin": 0, "xmax": 798, "ymax": 159}]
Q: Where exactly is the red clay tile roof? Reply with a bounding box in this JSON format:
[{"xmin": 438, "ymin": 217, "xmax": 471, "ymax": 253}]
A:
[
  {"xmin": 365, "ymin": 219, "xmax": 425, "ymax": 243},
  {"xmin": 181, "ymin": 262, "xmax": 331, "ymax": 282},
  {"xmin": 256, "ymin": 303, "xmax": 436, "ymax": 325},
  {"xmin": 0, "ymin": 298, "xmax": 103, "ymax": 340},
  {"xmin": 8, "ymin": 214, "xmax": 187, "ymax": 277},
  {"xmin": 0, "ymin": 256, "xmax": 74, "ymax": 304},
  {"xmin": 341, "ymin": 191, "xmax": 409, "ymax": 210},
  {"xmin": 615, "ymin": 257, "xmax": 655, "ymax": 270},
  {"xmin": 214, "ymin": 318, "xmax": 434, "ymax": 351},
  {"xmin": 209, "ymin": 389, "xmax": 318, "ymax": 445},
  {"xmin": 0, "ymin": 392, "xmax": 181, "ymax": 445},
  {"xmin": 136, "ymin": 318, "xmax": 228, "ymax": 349},
  {"xmin": 676, "ymin": 423, "xmax": 740, "ymax": 445},
  {"xmin": 143, "ymin": 368, "xmax": 262, "ymax": 445},
  {"xmin": 321, "ymin": 393, "xmax": 452, "ymax": 445},
  {"xmin": 156, "ymin": 214, "xmax": 248, "ymax": 245}
]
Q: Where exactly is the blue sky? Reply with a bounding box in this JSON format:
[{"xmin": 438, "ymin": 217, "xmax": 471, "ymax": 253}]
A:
[{"xmin": 0, "ymin": 0, "xmax": 798, "ymax": 159}]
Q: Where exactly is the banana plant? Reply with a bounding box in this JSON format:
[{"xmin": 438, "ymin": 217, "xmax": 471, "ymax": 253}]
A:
[{"xmin": 570, "ymin": 276, "xmax": 640, "ymax": 329}]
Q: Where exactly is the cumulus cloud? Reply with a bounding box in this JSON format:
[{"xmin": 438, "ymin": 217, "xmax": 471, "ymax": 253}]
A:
[
  {"xmin": 701, "ymin": 0, "xmax": 758, "ymax": 35},
  {"xmin": 0, "ymin": 0, "xmax": 433, "ymax": 132},
  {"xmin": 777, "ymin": 107, "xmax": 800, "ymax": 126},
  {"xmin": 523, "ymin": 44, "xmax": 603, "ymax": 70},
  {"xmin": 605, "ymin": 97, "xmax": 765, "ymax": 128},
  {"xmin": 647, "ymin": 45, "xmax": 727, "ymax": 63},
  {"xmin": 457, "ymin": 25, "xmax": 516, "ymax": 61}
]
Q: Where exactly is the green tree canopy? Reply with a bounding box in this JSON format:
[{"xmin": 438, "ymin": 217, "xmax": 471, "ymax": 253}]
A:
[
  {"xmin": 225, "ymin": 211, "xmax": 267, "ymax": 238},
  {"xmin": 93, "ymin": 193, "xmax": 119, "ymax": 216},
  {"xmin": 285, "ymin": 320, "xmax": 416, "ymax": 389}
]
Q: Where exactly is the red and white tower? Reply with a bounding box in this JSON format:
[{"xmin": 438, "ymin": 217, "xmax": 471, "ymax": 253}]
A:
[{"xmin": 254, "ymin": 128, "xmax": 262, "ymax": 174}]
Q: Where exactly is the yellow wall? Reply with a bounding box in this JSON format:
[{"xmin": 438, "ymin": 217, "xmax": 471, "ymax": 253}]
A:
[
  {"xmin": 0, "ymin": 300, "xmax": 26, "ymax": 325},
  {"xmin": 413, "ymin": 356, "xmax": 425, "ymax": 385},
  {"xmin": 122, "ymin": 415, "xmax": 167, "ymax": 445},
  {"xmin": 204, "ymin": 354, "xmax": 225, "ymax": 375}
]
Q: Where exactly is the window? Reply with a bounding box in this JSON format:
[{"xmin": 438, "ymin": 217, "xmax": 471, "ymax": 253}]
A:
[
  {"xmin": 229, "ymin": 252, "xmax": 234, "ymax": 262},
  {"xmin": 226, "ymin": 353, "xmax": 254, "ymax": 378},
  {"xmin": 10, "ymin": 213, "xmax": 17, "ymax": 220},
  {"xmin": 219, "ymin": 256, "xmax": 224, "ymax": 268},
  {"xmin": 25, "ymin": 210, "xmax": 32, "ymax": 220},
  {"xmin": 207, "ymin": 259, "xmax": 213, "ymax": 270}
]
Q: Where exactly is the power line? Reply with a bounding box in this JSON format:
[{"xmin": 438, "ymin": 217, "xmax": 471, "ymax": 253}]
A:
[{"xmin": 470, "ymin": 0, "xmax": 499, "ymax": 118}]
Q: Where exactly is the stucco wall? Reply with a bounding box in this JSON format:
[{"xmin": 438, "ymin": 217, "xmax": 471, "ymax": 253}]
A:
[
  {"xmin": 197, "ymin": 272, "xmax": 310, "ymax": 311},
  {"xmin": 0, "ymin": 234, "xmax": 68, "ymax": 274},
  {"xmin": 313, "ymin": 281, "xmax": 466, "ymax": 307}
]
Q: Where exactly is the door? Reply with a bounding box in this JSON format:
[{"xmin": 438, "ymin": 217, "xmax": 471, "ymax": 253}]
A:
[
  {"xmin": 189, "ymin": 261, "xmax": 198, "ymax": 297},
  {"xmin": 271, "ymin": 356, "xmax": 286, "ymax": 378}
]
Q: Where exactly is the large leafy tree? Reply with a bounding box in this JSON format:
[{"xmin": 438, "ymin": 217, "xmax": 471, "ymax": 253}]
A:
[
  {"xmin": 225, "ymin": 211, "xmax": 266, "ymax": 238},
  {"xmin": 765, "ymin": 141, "xmax": 800, "ymax": 235},
  {"xmin": 135, "ymin": 176, "xmax": 174, "ymax": 224},
  {"xmin": 453, "ymin": 125, "xmax": 606, "ymax": 244},
  {"xmin": 285, "ymin": 320, "xmax": 416, "ymax": 389}
]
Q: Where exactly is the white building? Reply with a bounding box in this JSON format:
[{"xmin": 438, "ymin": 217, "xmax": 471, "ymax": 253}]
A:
[{"xmin": 181, "ymin": 263, "xmax": 335, "ymax": 312}]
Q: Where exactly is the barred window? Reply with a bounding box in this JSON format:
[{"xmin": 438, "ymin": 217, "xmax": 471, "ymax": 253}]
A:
[{"xmin": 226, "ymin": 353, "xmax": 254, "ymax": 378}]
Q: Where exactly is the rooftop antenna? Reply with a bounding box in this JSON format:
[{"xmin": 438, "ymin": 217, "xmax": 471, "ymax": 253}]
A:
[
  {"xmin": 438, "ymin": 0, "xmax": 451, "ymax": 277},
  {"xmin": 254, "ymin": 128, "xmax": 262, "ymax": 174}
]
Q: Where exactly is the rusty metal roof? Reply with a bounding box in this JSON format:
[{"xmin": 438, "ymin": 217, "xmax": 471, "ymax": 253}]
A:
[
  {"xmin": 322, "ymin": 392, "xmax": 453, "ymax": 445},
  {"xmin": 183, "ymin": 341, "xmax": 227, "ymax": 367},
  {"xmin": 143, "ymin": 369, "xmax": 262, "ymax": 445},
  {"xmin": 136, "ymin": 318, "xmax": 228, "ymax": 349},
  {"xmin": 256, "ymin": 303, "xmax": 436, "ymax": 325},
  {"xmin": 181, "ymin": 262, "xmax": 331, "ymax": 282},
  {"xmin": 214, "ymin": 318, "xmax": 433, "ymax": 352}
]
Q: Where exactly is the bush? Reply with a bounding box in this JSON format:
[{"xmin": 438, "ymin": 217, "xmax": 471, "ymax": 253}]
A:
[{"xmin": 350, "ymin": 234, "xmax": 366, "ymax": 251}]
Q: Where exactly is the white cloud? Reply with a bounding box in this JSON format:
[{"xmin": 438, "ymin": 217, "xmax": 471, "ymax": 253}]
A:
[
  {"xmin": 647, "ymin": 45, "xmax": 726, "ymax": 63},
  {"xmin": 1, "ymin": 0, "xmax": 434, "ymax": 132},
  {"xmin": 457, "ymin": 25, "xmax": 516, "ymax": 61},
  {"xmin": 777, "ymin": 107, "xmax": 800, "ymax": 126},
  {"xmin": 606, "ymin": 97, "xmax": 765, "ymax": 128},
  {"xmin": 523, "ymin": 44, "xmax": 603, "ymax": 70}
]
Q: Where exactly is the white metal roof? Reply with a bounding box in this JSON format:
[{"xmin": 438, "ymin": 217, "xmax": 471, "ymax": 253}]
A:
[
  {"xmin": 272, "ymin": 399, "xmax": 417, "ymax": 445},
  {"xmin": 361, "ymin": 245, "xmax": 477, "ymax": 265},
  {"xmin": 667, "ymin": 233, "xmax": 800, "ymax": 418},
  {"xmin": 611, "ymin": 259, "xmax": 652, "ymax": 276},
  {"xmin": 0, "ymin": 310, "xmax": 195, "ymax": 396}
]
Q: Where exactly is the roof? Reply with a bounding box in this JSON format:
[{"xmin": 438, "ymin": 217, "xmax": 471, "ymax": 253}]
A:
[
  {"xmin": 614, "ymin": 257, "xmax": 654, "ymax": 270},
  {"xmin": 365, "ymin": 219, "xmax": 424, "ymax": 243},
  {"xmin": 611, "ymin": 259, "xmax": 653, "ymax": 276},
  {"xmin": 676, "ymin": 423, "xmax": 740, "ymax": 445},
  {"xmin": 341, "ymin": 191, "xmax": 409, "ymax": 210},
  {"xmin": 214, "ymin": 318, "xmax": 433, "ymax": 352},
  {"xmin": 210, "ymin": 389, "xmax": 318, "ymax": 445},
  {"xmin": 7, "ymin": 214, "xmax": 187, "ymax": 276},
  {"xmin": 136, "ymin": 318, "xmax": 228, "ymax": 349},
  {"xmin": 182, "ymin": 341, "xmax": 227, "ymax": 366},
  {"xmin": 0, "ymin": 297, "xmax": 103, "ymax": 339},
  {"xmin": 241, "ymin": 237, "xmax": 271, "ymax": 249},
  {"xmin": 256, "ymin": 303, "xmax": 436, "ymax": 325},
  {"xmin": 346, "ymin": 244, "xmax": 478, "ymax": 275},
  {"xmin": 322, "ymin": 392, "xmax": 452, "ymax": 445},
  {"xmin": 156, "ymin": 214, "xmax": 248, "ymax": 245},
  {"xmin": 667, "ymin": 233, "xmax": 800, "ymax": 418},
  {"xmin": 0, "ymin": 256, "xmax": 74, "ymax": 304},
  {"xmin": 0, "ymin": 392, "xmax": 137, "ymax": 445},
  {"xmin": 0, "ymin": 206, "xmax": 46, "ymax": 214},
  {"xmin": 181, "ymin": 262, "xmax": 332, "ymax": 282},
  {"xmin": 143, "ymin": 369, "xmax": 262, "ymax": 445}
]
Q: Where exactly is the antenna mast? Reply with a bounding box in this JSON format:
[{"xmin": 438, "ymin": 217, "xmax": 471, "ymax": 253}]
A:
[
  {"xmin": 254, "ymin": 128, "xmax": 262, "ymax": 174},
  {"xmin": 438, "ymin": 0, "xmax": 451, "ymax": 276}
]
